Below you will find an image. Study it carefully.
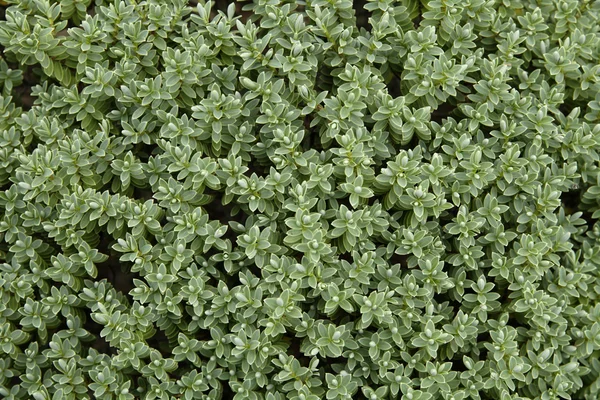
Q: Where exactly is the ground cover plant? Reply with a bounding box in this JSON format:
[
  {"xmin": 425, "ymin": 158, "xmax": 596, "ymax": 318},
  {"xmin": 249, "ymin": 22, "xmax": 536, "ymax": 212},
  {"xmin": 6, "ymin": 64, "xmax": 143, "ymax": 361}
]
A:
[{"xmin": 1, "ymin": 0, "xmax": 600, "ymax": 399}]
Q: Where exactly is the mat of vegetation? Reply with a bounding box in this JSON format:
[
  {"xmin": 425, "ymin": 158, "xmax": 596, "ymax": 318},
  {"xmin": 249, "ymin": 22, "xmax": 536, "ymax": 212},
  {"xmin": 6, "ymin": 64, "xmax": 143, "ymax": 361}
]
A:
[{"xmin": 1, "ymin": 0, "xmax": 600, "ymax": 399}]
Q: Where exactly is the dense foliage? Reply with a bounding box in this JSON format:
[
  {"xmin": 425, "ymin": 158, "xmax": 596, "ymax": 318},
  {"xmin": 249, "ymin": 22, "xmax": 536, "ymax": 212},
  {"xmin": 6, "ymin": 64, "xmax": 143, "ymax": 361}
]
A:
[{"xmin": 1, "ymin": 0, "xmax": 600, "ymax": 399}]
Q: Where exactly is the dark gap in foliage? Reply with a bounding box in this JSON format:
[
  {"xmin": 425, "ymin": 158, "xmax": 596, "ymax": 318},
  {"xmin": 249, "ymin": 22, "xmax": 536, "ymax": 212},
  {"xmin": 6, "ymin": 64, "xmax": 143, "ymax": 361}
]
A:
[
  {"xmin": 203, "ymin": 187, "xmax": 247, "ymax": 227},
  {"xmin": 390, "ymin": 253, "xmax": 409, "ymax": 269},
  {"xmin": 214, "ymin": 0, "xmax": 234, "ymax": 13},
  {"xmin": 562, "ymin": 188, "xmax": 595, "ymax": 230},
  {"xmin": 559, "ymin": 102, "xmax": 575, "ymax": 117},
  {"xmin": 285, "ymin": 331, "xmax": 312, "ymax": 365},
  {"xmin": 495, "ymin": 280, "xmax": 513, "ymax": 311},
  {"xmin": 371, "ymin": 158, "xmax": 385, "ymax": 177},
  {"xmin": 221, "ymin": 383, "xmax": 235, "ymax": 399},
  {"xmin": 212, "ymin": 0, "xmax": 252, "ymax": 22},
  {"xmin": 407, "ymin": 132, "xmax": 424, "ymax": 150},
  {"xmin": 458, "ymin": 81, "xmax": 476, "ymax": 102},
  {"xmin": 352, "ymin": 0, "xmax": 371, "ymax": 31},
  {"xmin": 65, "ymin": 15, "xmax": 81, "ymax": 30},
  {"xmin": 246, "ymin": 262, "xmax": 263, "ymax": 280},
  {"xmin": 315, "ymin": 63, "xmax": 334, "ymax": 95},
  {"xmin": 248, "ymin": 161, "xmax": 272, "ymax": 178},
  {"xmin": 76, "ymin": 80, "xmax": 85, "ymax": 94},
  {"xmin": 96, "ymin": 232, "xmax": 138, "ymax": 299},
  {"xmin": 12, "ymin": 65, "xmax": 38, "ymax": 111},
  {"xmin": 85, "ymin": 4, "xmax": 97, "ymax": 18},
  {"xmin": 85, "ymin": 316, "xmax": 115, "ymax": 355},
  {"xmin": 562, "ymin": 188, "xmax": 583, "ymax": 215},
  {"xmin": 133, "ymin": 187, "xmax": 155, "ymax": 202},
  {"xmin": 133, "ymin": 142, "xmax": 156, "ymax": 164},
  {"xmin": 386, "ymin": 74, "xmax": 402, "ymax": 98},
  {"xmin": 95, "ymin": 259, "xmax": 138, "ymax": 300},
  {"xmin": 366, "ymin": 195, "xmax": 379, "ymax": 208},
  {"xmin": 440, "ymin": 207, "xmax": 458, "ymax": 223},
  {"xmin": 412, "ymin": 15, "xmax": 423, "ymax": 30},
  {"xmin": 338, "ymin": 251, "xmax": 353, "ymax": 263},
  {"xmin": 152, "ymin": 327, "xmax": 177, "ymax": 357},
  {"xmin": 303, "ymin": 114, "xmax": 324, "ymax": 152},
  {"xmin": 431, "ymin": 102, "xmax": 456, "ymax": 125}
]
